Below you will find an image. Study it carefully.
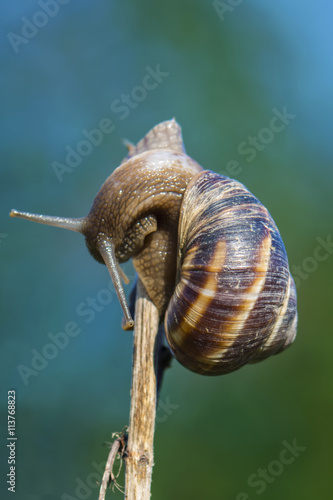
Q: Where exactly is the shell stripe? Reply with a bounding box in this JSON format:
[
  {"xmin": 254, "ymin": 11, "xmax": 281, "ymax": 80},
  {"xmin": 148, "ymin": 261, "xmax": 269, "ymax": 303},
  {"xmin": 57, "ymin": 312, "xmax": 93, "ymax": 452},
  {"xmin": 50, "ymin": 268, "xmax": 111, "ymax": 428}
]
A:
[
  {"xmin": 183, "ymin": 239, "xmax": 227, "ymax": 315},
  {"xmin": 204, "ymin": 233, "xmax": 272, "ymax": 365},
  {"xmin": 257, "ymin": 275, "xmax": 298, "ymax": 356},
  {"xmin": 169, "ymin": 240, "xmax": 228, "ymax": 346},
  {"xmin": 170, "ymin": 234, "xmax": 272, "ymax": 365},
  {"xmin": 261, "ymin": 273, "xmax": 291, "ymax": 349}
]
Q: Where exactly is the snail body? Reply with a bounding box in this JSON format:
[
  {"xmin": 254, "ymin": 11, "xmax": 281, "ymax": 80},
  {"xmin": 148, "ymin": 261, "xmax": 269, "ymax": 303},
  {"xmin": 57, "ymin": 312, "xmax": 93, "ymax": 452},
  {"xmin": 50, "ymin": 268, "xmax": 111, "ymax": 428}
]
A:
[{"xmin": 10, "ymin": 119, "xmax": 297, "ymax": 375}]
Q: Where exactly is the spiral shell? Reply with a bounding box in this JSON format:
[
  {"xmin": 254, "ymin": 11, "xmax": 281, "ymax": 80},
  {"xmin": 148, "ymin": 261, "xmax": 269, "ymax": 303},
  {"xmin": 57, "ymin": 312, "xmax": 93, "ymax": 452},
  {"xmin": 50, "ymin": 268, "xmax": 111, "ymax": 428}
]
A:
[{"xmin": 165, "ymin": 170, "xmax": 297, "ymax": 375}]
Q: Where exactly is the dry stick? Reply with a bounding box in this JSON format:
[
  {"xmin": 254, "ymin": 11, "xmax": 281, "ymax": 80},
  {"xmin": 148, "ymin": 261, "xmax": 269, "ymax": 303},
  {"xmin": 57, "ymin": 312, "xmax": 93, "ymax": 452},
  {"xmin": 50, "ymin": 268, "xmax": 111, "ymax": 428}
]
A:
[
  {"xmin": 98, "ymin": 435, "xmax": 124, "ymax": 500},
  {"xmin": 124, "ymin": 279, "xmax": 161, "ymax": 500},
  {"xmin": 98, "ymin": 279, "xmax": 171, "ymax": 500}
]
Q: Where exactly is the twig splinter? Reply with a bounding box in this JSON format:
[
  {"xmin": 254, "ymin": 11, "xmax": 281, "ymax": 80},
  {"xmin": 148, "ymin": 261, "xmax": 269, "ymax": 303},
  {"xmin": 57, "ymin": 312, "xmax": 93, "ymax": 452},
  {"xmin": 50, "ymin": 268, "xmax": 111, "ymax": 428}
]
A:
[{"xmin": 98, "ymin": 431, "xmax": 127, "ymax": 499}]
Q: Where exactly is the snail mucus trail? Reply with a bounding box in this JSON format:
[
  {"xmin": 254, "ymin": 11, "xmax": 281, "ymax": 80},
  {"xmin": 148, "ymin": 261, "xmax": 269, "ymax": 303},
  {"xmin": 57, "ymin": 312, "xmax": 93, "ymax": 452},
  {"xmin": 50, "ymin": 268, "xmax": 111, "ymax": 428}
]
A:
[{"xmin": 10, "ymin": 119, "xmax": 297, "ymax": 375}]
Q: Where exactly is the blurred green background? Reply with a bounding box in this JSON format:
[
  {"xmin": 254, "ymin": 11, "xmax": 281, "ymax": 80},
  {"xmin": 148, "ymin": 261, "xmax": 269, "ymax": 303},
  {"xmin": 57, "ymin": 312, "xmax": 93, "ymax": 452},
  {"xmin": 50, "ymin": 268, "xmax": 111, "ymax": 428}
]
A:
[{"xmin": 1, "ymin": 1, "xmax": 332, "ymax": 499}]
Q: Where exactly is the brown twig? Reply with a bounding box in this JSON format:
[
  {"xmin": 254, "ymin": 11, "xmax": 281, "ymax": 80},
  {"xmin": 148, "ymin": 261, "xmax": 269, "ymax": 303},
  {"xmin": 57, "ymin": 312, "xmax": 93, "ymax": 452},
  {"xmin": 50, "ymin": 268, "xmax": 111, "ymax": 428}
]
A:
[
  {"xmin": 124, "ymin": 279, "xmax": 161, "ymax": 499},
  {"xmin": 98, "ymin": 279, "xmax": 171, "ymax": 499},
  {"xmin": 98, "ymin": 432, "xmax": 126, "ymax": 499}
]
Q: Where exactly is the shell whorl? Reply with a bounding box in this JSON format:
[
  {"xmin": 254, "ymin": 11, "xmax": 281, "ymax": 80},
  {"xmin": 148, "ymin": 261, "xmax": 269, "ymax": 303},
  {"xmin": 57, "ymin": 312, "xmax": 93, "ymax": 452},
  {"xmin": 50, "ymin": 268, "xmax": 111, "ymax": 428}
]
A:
[{"xmin": 165, "ymin": 171, "xmax": 297, "ymax": 375}]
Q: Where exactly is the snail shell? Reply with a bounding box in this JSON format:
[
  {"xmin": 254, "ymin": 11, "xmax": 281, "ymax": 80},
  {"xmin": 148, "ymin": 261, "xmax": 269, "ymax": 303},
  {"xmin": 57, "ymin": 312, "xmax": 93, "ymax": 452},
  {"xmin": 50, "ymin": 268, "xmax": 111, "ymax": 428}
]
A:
[
  {"xmin": 10, "ymin": 119, "xmax": 297, "ymax": 376},
  {"xmin": 165, "ymin": 170, "xmax": 297, "ymax": 375}
]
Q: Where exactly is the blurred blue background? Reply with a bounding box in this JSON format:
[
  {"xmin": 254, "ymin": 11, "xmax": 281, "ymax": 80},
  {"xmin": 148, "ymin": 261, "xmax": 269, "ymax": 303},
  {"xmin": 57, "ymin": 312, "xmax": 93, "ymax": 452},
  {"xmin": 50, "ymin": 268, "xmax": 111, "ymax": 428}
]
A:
[{"xmin": 1, "ymin": 1, "xmax": 332, "ymax": 499}]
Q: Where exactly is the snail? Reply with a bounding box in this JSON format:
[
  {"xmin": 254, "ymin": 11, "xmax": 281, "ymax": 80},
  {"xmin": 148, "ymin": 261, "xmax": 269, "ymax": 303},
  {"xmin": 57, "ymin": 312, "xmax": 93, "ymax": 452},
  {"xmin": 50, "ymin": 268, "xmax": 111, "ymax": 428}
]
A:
[{"xmin": 10, "ymin": 119, "xmax": 297, "ymax": 375}]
